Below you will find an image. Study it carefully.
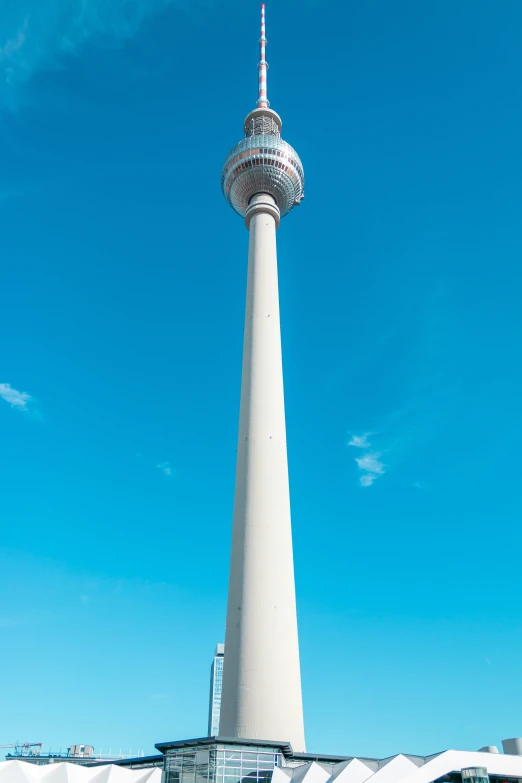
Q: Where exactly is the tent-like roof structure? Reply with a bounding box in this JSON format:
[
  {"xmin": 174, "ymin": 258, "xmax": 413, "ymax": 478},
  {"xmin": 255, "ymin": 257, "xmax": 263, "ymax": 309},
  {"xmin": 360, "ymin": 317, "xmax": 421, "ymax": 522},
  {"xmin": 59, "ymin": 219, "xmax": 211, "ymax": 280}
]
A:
[
  {"xmin": 278, "ymin": 750, "xmax": 522, "ymax": 783},
  {"xmin": 0, "ymin": 762, "xmax": 161, "ymax": 783}
]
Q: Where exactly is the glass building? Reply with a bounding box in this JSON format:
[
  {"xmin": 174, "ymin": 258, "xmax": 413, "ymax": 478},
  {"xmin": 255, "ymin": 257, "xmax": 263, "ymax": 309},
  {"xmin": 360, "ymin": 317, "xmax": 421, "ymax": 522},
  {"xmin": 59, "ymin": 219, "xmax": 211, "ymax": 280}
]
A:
[
  {"xmin": 461, "ymin": 771, "xmax": 490, "ymax": 783},
  {"xmin": 156, "ymin": 737, "xmax": 347, "ymax": 783},
  {"xmin": 164, "ymin": 741, "xmax": 281, "ymax": 783},
  {"xmin": 208, "ymin": 645, "xmax": 225, "ymax": 737}
]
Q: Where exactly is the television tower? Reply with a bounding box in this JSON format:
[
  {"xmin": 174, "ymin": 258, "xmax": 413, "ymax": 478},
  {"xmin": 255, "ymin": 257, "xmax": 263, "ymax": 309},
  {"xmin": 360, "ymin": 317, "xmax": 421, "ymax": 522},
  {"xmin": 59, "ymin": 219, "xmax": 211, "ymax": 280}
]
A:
[{"xmin": 219, "ymin": 4, "xmax": 306, "ymax": 752}]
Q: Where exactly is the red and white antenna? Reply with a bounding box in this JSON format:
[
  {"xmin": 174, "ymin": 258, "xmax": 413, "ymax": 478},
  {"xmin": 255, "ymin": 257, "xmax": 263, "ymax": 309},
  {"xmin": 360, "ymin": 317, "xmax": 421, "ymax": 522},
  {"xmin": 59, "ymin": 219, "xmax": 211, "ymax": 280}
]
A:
[{"xmin": 257, "ymin": 4, "xmax": 269, "ymax": 108}]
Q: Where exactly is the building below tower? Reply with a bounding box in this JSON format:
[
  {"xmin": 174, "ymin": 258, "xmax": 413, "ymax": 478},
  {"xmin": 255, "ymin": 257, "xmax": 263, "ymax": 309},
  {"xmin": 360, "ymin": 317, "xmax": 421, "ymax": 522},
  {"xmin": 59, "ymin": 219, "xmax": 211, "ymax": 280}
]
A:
[
  {"xmin": 151, "ymin": 736, "xmax": 522, "ymax": 783},
  {"xmin": 9, "ymin": 735, "xmax": 522, "ymax": 783},
  {"xmin": 208, "ymin": 644, "xmax": 225, "ymax": 737}
]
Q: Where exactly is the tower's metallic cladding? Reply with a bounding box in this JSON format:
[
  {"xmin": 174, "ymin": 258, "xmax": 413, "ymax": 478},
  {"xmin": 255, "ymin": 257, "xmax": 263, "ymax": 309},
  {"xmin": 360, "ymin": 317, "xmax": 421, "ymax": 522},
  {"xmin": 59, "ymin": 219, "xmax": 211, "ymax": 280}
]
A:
[
  {"xmin": 219, "ymin": 4, "xmax": 306, "ymax": 753},
  {"xmin": 221, "ymin": 115, "xmax": 304, "ymax": 218}
]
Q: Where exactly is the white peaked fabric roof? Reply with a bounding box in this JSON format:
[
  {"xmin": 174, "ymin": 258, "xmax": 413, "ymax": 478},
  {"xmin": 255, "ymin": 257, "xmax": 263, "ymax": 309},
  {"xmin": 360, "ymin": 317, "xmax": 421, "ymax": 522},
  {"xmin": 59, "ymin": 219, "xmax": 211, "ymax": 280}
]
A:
[
  {"xmin": 284, "ymin": 750, "xmax": 522, "ymax": 783},
  {"xmin": 292, "ymin": 763, "xmax": 331, "ymax": 783},
  {"xmin": 0, "ymin": 762, "xmax": 161, "ymax": 783},
  {"xmin": 328, "ymin": 759, "xmax": 375, "ymax": 783}
]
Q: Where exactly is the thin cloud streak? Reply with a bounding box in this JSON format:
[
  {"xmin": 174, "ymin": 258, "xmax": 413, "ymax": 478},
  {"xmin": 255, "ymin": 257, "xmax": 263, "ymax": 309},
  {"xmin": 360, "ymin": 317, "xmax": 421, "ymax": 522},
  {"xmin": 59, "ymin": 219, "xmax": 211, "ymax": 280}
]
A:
[
  {"xmin": 348, "ymin": 433, "xmax": 371, "ymax": 449},
  {"xmin": 0, "ymin": 382, "xmax": 31, "ymax": 410},
  {"xmin": 347, "ymin": 432, "xmax": 386, "ymax": 487},
  {"xmin": 157, "ymin": 461, "xmax": 172, "ymax": 477},
  {"xmin": 355, "ymin": 451, "xmax": 385, "ymax": 487},
  {"xmin": 0, "ymin": 0, "xmax": 200, "ymax": 104},
  {"xmin": 355, "ymin": 453, "xmax": 384, "ymax": 475}
]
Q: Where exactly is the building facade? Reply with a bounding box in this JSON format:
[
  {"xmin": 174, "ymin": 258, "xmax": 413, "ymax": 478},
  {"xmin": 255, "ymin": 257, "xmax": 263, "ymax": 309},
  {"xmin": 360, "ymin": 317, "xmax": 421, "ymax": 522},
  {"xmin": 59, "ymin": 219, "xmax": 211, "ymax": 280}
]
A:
[
  {"xmin": 9, "ymin": 739, "xmax": 522, "ymax": 783},
  {"xmin": 155, "ymin": 737, "xmax": 522, "ymax": 783},
  {"xmin": 208, "ymin": 645, "xmax": 225, "ymax": 737}
]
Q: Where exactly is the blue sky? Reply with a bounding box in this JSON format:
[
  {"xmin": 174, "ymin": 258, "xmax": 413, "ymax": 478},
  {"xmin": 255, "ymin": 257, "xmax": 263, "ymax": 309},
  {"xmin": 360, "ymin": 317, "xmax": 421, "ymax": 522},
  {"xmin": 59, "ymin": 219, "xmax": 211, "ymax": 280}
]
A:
[{"xmin": 1, "ymin": 0, "xmax": 522, "ymax": 761}]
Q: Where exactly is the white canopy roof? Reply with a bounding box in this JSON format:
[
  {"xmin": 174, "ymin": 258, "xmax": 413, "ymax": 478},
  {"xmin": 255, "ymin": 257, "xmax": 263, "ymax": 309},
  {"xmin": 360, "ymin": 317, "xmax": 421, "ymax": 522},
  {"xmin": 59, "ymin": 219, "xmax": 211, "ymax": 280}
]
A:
[
  {"xmin": 287, "ymin": 750, "xmax": 522, "ymax": 783},
  {"xmin": 0, "ymin": 762, "xmax": 161, "ymax": 783}
]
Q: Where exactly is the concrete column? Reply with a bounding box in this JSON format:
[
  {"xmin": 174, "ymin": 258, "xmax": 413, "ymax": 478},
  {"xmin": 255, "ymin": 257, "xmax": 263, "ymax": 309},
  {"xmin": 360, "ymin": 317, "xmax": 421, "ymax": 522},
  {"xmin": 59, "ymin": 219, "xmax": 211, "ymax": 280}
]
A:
[{"xmin": 219, "ymin": 193, "xmax": 306, "ymax": 751}]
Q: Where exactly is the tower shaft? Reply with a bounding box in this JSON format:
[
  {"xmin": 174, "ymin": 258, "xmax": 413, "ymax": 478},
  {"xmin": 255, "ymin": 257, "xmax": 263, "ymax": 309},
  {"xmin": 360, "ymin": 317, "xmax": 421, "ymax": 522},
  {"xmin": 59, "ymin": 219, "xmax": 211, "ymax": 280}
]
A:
[{"xmin": 219, "ymin": 194, "xmax": 306, "ymax": 751}]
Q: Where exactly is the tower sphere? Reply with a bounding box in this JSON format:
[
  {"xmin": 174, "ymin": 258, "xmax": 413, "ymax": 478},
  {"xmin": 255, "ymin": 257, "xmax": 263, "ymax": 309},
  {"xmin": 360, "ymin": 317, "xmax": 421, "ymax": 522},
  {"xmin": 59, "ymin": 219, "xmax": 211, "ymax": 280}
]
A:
[{"xmin": 221, "ymin": 108, "xmax": 305, "ymax": 219}]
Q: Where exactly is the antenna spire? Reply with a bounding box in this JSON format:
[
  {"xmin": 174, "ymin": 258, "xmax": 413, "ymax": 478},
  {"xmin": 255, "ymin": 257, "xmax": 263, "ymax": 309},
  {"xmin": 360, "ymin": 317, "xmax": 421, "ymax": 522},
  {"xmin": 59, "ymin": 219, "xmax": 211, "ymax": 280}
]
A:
[{"xmin": 257, "ymin": 4, "xmax": 269, "ymax": 108}]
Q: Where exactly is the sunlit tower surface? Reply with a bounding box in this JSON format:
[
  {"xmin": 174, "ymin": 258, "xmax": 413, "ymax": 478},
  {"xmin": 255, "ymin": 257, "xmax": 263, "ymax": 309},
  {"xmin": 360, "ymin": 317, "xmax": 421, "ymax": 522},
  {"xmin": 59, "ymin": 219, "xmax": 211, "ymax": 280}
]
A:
[{"xmin": 219, "ymin": 4, "xmax": 306, "ymax": 752}]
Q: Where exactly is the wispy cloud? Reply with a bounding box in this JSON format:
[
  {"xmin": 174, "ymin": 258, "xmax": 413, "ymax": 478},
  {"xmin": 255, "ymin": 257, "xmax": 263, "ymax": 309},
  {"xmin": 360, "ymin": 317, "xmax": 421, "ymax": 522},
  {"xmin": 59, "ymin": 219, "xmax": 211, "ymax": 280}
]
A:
[
  {"xmin": 0, "ymin": 382, "xmax": 31, "ymax": 410},
  {"xmin": 157, "ymin": 461, "xmax": 172, "ymax": 477},
  {"xmin": 355, "ymin": 452, "xmax": 385, "ymax": 487},
  {"xmin": 412, "ymin": 480, "xmax": 430, "ymax": 491},
  {"xmin": 347, "ymin": 431, "xmax": 387, "ymax": 487},
  {"xmin": 0, "ymin": 0, "xmax": 195, "ymax": 104},
  {"xmin": 355, "ymin": 452, "xmax": 385, "ymax": 475},
  {"xmin": 136, "ymin": 451, "xmax": 176, "ymax": 478},
  {"xmin": 347, "ymin": 433, "xmax": 371, "ymax": 449}
]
